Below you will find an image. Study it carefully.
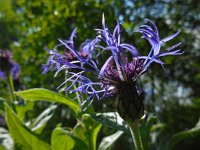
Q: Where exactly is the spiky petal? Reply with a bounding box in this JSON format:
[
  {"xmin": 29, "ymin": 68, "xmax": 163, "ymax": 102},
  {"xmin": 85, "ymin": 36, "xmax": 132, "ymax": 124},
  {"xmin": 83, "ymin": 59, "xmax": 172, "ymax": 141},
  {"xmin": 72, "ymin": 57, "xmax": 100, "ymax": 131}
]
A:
[{"xmin": 43, "ymin": 15, "xmax": 183, "ymax": 114}]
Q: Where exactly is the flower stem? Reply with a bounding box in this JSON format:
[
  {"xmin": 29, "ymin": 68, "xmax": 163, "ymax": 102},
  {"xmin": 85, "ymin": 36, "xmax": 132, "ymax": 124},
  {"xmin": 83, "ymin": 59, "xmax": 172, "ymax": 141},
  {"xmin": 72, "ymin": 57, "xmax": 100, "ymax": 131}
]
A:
[
  {"xmin": 6, "ymin": 71, "xmax": 16, "ymax": 106},
  {"xmin": 128, "ymin": 121, "xmax": 144, "ymax": 150}
]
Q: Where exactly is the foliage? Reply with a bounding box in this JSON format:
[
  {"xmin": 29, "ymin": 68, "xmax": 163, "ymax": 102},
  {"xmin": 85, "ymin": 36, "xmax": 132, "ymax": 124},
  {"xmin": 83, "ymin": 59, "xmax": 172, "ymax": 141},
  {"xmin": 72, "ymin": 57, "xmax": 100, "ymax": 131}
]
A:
[
  {"xmin": 15, "ymin": 88, "xmax": 80, "ymax": 114},
  {"xmin": 5, "ymin": 104, "xmax": 52, "ymax": 150}
]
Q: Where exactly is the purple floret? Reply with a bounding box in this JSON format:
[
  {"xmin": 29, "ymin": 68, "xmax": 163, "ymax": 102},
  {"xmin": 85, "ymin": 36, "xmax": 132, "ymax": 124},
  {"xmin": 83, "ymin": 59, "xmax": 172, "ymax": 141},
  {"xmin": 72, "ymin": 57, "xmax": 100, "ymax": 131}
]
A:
[{"xmin": 43, "ymin": 14, "xmax": 183, "ymax": 110}]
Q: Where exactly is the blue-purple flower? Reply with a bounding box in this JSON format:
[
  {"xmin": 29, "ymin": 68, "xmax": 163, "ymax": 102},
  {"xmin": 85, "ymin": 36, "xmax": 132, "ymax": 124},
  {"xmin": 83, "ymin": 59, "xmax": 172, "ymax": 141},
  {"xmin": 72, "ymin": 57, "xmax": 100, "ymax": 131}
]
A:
[
  {"xmin": 0, "ymin": 49, "xmax": 20, "ymax": 80},
  {"xmin": 42, "ymin": 28, "xmax": 100, "ymax": 75},
  {"xmin": 43, "ymin": 15, "xmax": 182, "ymax": 120}
]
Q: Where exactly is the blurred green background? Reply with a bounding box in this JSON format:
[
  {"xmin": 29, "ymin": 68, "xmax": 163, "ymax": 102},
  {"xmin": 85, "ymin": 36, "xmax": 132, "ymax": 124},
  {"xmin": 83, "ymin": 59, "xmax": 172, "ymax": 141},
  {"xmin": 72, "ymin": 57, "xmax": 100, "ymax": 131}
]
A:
[{"xmin": 0, "ymin": 0, "xmax": 200, "ymax": 150}]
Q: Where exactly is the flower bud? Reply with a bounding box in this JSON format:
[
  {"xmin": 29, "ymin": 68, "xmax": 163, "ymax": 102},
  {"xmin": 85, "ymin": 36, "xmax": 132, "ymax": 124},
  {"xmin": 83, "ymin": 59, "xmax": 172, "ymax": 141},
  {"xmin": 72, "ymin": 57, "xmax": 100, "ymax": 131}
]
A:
[{"xmin": 115, "ymin": 82, "xmax": 144, "ymax": 123}]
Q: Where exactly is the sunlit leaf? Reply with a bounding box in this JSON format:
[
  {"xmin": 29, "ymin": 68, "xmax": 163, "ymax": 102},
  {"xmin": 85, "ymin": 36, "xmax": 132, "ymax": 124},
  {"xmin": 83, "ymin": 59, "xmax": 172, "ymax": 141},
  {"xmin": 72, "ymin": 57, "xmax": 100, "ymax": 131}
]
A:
[
  {"xmin": 51, "ymin": 127, "xmax": 88, "ymax": 150},
  {"xmin": 81, "ymin": 114, "xmax": 102, "ymax": 150},
  {"xmin": 98, "ymin": 131, "xmax": 123, "ymax": 150},
  {"xmin": 51, "ymin": 128, "xmax": 75, "ymax": 150},
  {"xmin": 0, "ymin": 127, "xmax": 14, "ymax": 150},
  {"xmin": 31, "ymin": 105, "xmax": 57, "ymax": 134},
  {"xmin": 91, "ymin": 112, "xmax": 129, "ymax": 132},
  {"xmin": 0, "ymin": 97, "xmax": 5, "ymax": 101},
  {"xmin": 16, "ymin": 101, "xmax": 35, "ymax": 120},
  {"xmin": 15, "ymin": 88, "xmax": 80, "ymax": 113},
  {"xmin": 5, "ymin": 103, "xmax": 52, "ymax": 150},
  {"xmin": 72, "ymin": 114, "xmax": 102, "ymax": 150}
]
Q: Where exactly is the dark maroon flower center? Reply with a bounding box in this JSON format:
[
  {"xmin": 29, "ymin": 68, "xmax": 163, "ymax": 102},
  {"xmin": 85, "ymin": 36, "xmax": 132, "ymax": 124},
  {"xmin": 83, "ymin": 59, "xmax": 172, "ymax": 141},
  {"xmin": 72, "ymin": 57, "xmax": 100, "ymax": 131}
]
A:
[
  {"xmin": 101, "ymin": 59, "xmax": 144, "ymax": 87},
  {"xmin": 63, "ymin": 50, "xmax": 77, "ymax": 61}
]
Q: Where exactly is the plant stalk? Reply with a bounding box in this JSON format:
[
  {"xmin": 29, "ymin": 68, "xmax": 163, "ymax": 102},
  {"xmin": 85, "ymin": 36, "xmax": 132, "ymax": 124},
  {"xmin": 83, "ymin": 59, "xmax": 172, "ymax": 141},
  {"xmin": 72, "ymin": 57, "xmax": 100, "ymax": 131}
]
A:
[
  {"xmin": 6, "ymin": 71, "xmax": 16, "ymax": 106},
  {"xmin": 128, "ymin": 121, "xmax": 144, "ymax": 150}
]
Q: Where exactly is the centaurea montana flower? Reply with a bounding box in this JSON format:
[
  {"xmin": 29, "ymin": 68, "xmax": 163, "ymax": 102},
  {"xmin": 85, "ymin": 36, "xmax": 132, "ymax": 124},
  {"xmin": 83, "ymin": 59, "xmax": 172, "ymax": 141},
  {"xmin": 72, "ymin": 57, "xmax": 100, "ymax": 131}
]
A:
[
  {"xmin": 43, "ymin": 15, "xmax": 182, "ymax": 122},
  {"xmin": 0, "ymin": 49, "xmax": 20, "ymax": 80},
  {"xmin": 42, "ymin": 28, "xmax": 100, "ymax": 76}
]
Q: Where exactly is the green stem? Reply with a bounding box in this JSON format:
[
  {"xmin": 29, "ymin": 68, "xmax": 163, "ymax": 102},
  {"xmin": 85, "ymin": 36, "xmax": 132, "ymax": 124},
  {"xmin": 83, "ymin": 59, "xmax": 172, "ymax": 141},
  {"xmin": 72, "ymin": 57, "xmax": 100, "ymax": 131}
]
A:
[
  {"xmin": 89, "ymin": 137, "xmax": 96, "ymax": 150},
  {"xmin": 128, "ymin": 122, "xmax": 144, "ymax": 150},
  {"xmin": 6, "ymin": 71, "xmax": 16, "ymax": 105}
]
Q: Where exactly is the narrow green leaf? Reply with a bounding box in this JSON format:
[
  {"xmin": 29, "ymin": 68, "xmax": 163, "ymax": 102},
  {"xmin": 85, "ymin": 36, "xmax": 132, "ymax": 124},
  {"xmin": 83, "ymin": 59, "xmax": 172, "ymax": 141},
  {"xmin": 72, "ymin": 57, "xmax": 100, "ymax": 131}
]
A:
[
  {"xmin": 15, "ymin": 88, "xmax": 79, "ymax": 113},
  {"xmin": 171, "ymin": 118, "xmax": 200, "ymax": 146},
  {"xmin": 0, "ymin": 97, "xmax": 5, "ymax": 111},
  {"xmin": 0, "ymin": 97, "xmax": 5, "ymax": 101},
  {"xmin": 139, "ymin": 116, "xmax": 158, "ymax": 150},
  {"xmin": 91, "ymin": 112, "xmax": 129, "ymax": 132},
  {"xmin": 72, "ymin": 114, "xmax": 102, "ymax": 150},
  {"xmin": 0, "ymin": 127, "xmax": 14, "ymax": 150},
  {"xmin": 82, "ymin": 114, "xmax": 102, "ymax": 150},
  {"xmin": 31, "ymin": 105, "xmax": 57, "ymax": 134},
  {"xmin": 98, "ymin": 131, "xmax": 123, "ymax": 150},
  {"xmin": 51, "ymin": 127, "xmax": 88, "ymax": 150},
  {"xmin": 5, "ymin": 103, "xmax": 52, "ymax": 150}
]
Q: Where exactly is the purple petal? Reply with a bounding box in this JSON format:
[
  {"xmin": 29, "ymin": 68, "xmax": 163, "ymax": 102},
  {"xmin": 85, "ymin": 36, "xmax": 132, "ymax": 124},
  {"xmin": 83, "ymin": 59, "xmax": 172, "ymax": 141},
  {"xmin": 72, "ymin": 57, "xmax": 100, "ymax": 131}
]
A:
[
  {"xmin": 99, "ymin": 56, "xmax": 113, "ymax": 77},
  {"xmin": 144, "ymin": 19, "xmax": 159, "ymax": 35},
  {"xmin": 102, "ymin": 13, "xmax": 106, "ymax": 30},
  {"xmin": 11, "ymin": 63, "xmax": 20, "ymax": 80},
  {"xmin": 161, "ymin": 30, "xmax": 181, "ymax": 43},
  {"xmin": 70, "ymin": 28, "xmax": 77, "ymax": 41},
  {"xmin": 120, "ymin": 43, "xmax": 139, "ymax": 57},
  {"xmin": 159, "ymin": 49, "xmax": 183, "ymax": 57},
  {"xmin": 0, "ymin": 71, "xmax": 6, "ymax": 79}
]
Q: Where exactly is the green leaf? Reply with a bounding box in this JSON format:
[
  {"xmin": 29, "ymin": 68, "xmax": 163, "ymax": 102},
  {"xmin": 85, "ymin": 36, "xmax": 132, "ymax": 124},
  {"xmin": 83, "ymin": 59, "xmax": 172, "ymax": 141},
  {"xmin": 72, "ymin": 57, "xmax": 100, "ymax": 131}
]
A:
[
  {"xmin": 0, "ymin": 146, "xmax": 5, "ymax": 150},
  {"xmin": 98, "ymin": 131, "xmax": 123, "ymax": 150},
  {"xmin": 0, "ymin": 97, "xmax": 5, "ymax": 101},
  {"xmin": 170, "ymin": 117, "xmax": 200, "ymax": 146},
  {"xmin": 140, "ymin": 116, "xmax": 158, "ymax": 150},
  {"xmin": 0, "ymin": 127, "xmax": 14, "ymax": 150},
  {"xmin": 31, "ymin": 105, "xmax": 57, "ymax": 134},
  {"xmin": 16, "ymin": 101, "xmax": 35, "ymax": 120},
  {"xmin": 51, "ymin": 127, "xmax": 88, "ymax": 150},
  {"xmin": 5, "ymin": 103, "xmax": 52, "ymax": 150},
  {"xmin": 0, "ymin": 97, "xmax": 5, "ymax": 111},
  {"xmin": 51, "ymin": 128, "xmax": 75, "ymax": 150},
  {"xmin": 73, "ymin": 114, "xmax": 102, "ymax": 150},
  {"xmin": 91, "ymin": 112, "xmax": 129, "ymax": 133},
  {"xmin": 81, "ymin": 114, "xmax": 102, "ymax": 150},
  {"xmin": 15, "ymin": 88, "xmax": 80, "ymax": 113}
]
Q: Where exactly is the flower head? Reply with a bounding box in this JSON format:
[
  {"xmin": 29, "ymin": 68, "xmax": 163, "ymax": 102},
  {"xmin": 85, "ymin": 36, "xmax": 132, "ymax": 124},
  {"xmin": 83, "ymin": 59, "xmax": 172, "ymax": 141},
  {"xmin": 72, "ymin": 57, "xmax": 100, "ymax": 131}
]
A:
[
  {"xmin": 44, "ymin": 15, "xmax": 183, "ymax": 120},
  {"xmin": 42, "ymin": 28, "xmax": 100, "ymax": 75},
  {"xmin": 0, "ymin": 49, "xmax": 20, "ymax": 80}
]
